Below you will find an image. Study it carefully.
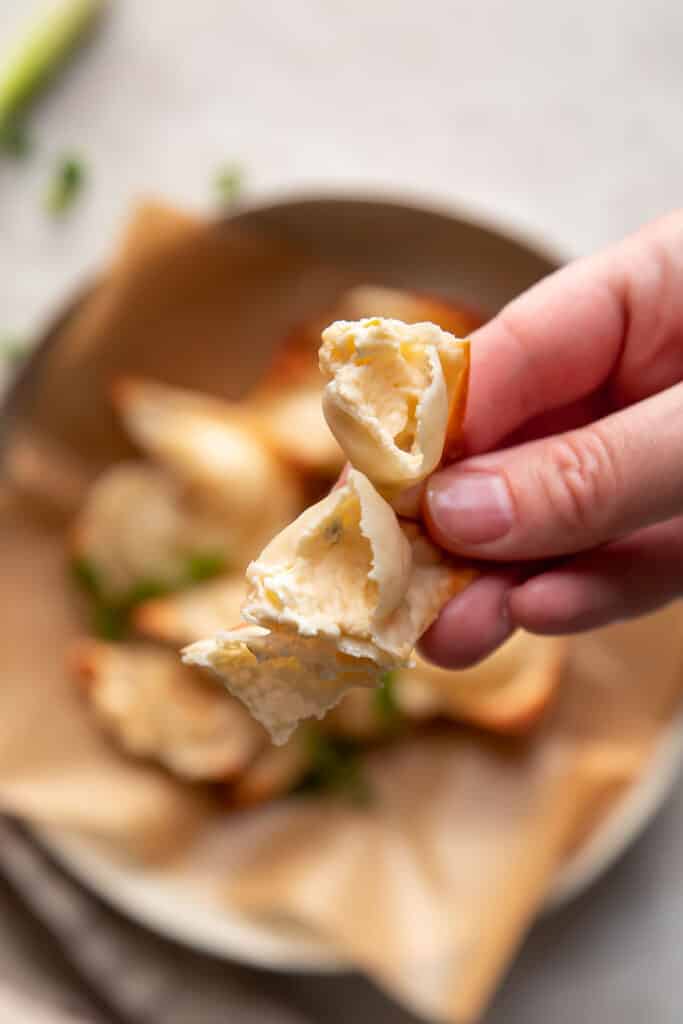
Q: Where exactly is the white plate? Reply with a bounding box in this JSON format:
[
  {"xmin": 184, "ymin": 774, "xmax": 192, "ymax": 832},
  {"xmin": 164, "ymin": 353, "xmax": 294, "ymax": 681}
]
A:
[{"xmin": 36, "ymin": 713, "xmax": 683, "ymax": 973}]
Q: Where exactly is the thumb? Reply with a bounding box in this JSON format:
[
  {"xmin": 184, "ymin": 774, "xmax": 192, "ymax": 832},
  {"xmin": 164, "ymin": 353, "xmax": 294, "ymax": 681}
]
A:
[{"xmin": 425, "ymin": 383, "xmax": 683, "ymax": 561}]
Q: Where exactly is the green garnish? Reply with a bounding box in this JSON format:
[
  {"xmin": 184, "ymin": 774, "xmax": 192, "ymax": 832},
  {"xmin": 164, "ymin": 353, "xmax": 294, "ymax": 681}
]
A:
[
  {"xmin": 323, "ymin": 518, "xmax": 343, "ymax": 545},
  {"xmin": 1, "ymin": 334, "xmax": 30, "ymax": 365},
  {"xmin": 71, "ymin": 557, "xmax": 125, "ymax": 640},
  {"xmin": 91, "ymin": 602, "xmax": 128, "ymax": 642},
  {"xmin": 71, "ymin": 556, "xmax": 100, "ymax": 595},
  {"xmin": 0, "ymin": 0, "xmax": 105, "ymax": 147},
  {"xmin": 373, "ymin": 671, "xmax": 403, "ymax": 731},
  {"xmin": 46, "ymin": 154, "xmax": 85, "ymax": 215},
  {"xmin": 71, "ymin": 557, "xmax": 129, "ymax": 640},
  {"xmin": 214, "ymin": 163, "xmax": 243, "ymax": 207},
  {"xmin": 73, "ymin": 569, "xmax": 170, "ymax": 641},
  {"xmin": 185, "ymin": 551, "xmax": 227, "ymax": 583},
  {"xmin": 124, "ymin": 579, "xmax": 172, "ymax": 606},
  {"xmin": 71, "ymin": 551, "xmax": 226, "ymax": 641},
  {"xmin": 0, "ymin": 118, "xmax": 31, "ymax": 158},
  {"xmin": 295, "ymin": 730, "xmax": 372, "ymax": 805}
]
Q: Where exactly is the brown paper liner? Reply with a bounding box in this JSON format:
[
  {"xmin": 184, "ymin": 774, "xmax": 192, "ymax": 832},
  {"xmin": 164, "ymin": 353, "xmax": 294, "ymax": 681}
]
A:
[
  {"xmin": 1, "ymin": 200, "xmax": 682, "ymax": 1021},
  {"xmin": 0, "ymin": 488, "xmax": 212, "ymax": 860},
  {"xmin": 224, "ymin": 611, "xmax": 683, "ymax": 1022}
]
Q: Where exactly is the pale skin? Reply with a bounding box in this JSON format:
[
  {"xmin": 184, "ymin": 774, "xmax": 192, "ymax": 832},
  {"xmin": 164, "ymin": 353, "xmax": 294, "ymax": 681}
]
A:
[{"xmin": 418, "ymin": 210, "xmax": 683, "ymax": 668}]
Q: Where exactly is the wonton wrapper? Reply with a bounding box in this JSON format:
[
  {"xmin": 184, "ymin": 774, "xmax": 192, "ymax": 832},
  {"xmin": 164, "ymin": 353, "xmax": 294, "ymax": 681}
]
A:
[
  {"xmin": 251, "ymin": 288, "xmax": 477, "ymax": 481},
  {"xmin": 322, "ymin": 633, "xmax": 567, "ymax": 741},
  {"xmin": 134, "ymin": 575, "xmax": 248, "ymax": 647},
  {"xmin": 73, "ymin": 640, "xmax": 264, "ymax": 781},
  {"xmin": 323, "ymin": 686, "xmax": 393, "ymax": 741},
  {"xmin": 320, "ymin": 317, "xmax": 469, "ymax": 496},
  {"xmin": 184, "ymin": 624, "xmax": 379, "ymax": 745},
  {"xmin": 227, "ymin": 731, "xmax": 312, "ymax": 807},
  {"xmin": 185, "ymin": 471, "xmax": 473, "ymax": 742},
  {"xmin": 281, "ymin": 284, "xmax": 482, "ymax": 358},
  {"xmin": 113, "ymin": 377, "xmax": 303, "ymax": 560},
  {"xmin": 398, "ymin": 632, "xmax": 568, "ymax": 736},
  {"xmin": 71, "ymin": 462, "xmax": 237, "ymax": 600},
  {"xmin": 247, "ymin": 345, "xmax": 343, "ymax": 477},
  {"xmin": 336, "ymin": 284, "xmax": 483, "ymax": 338},
  {"xmin": 251, "ymin": 384, "xmax": 343, "ymax": 478}
]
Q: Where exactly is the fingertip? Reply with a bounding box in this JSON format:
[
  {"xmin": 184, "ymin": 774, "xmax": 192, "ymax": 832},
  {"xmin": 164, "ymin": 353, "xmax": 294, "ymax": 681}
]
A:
[
  {"xmin": 424, "ymin": 464, "xmax": 515, "ymax": 555},
  {"xmin": 423, "ymin": 472, "xmax": 453, "ymax": 551},
  {"xmin": 418, "ymin": 572, "xmax": 515, "ymax": 669},
  {"xmin": 393, "ymin": 480, "xmax": 425, "ymax": 518},
  {"xmin": 423, "ymin": 471, "xmax": 452, "ymax": 550}
]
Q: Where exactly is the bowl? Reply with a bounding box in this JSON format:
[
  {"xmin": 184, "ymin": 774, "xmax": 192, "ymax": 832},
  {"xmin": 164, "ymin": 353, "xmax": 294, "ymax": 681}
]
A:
[{"xmin": 2, "ymin": 194, "xmax": 679, "ymax": 971}]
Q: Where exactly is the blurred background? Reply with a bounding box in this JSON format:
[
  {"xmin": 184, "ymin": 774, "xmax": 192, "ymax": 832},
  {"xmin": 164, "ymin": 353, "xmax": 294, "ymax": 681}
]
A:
[
  {"xmin": 1, "ymin": 2, "xmax": 683, "ymax": 1022},
  {"xmin": 3, "ymin": 0, "xmax": 683, "ymax": 348}
]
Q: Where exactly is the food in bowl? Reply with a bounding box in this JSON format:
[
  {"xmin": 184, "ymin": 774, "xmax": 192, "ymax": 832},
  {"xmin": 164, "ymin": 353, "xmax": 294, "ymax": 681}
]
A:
[{"xmin": 69, "ymin": 285, "xmax": 566, "ymax": 803}]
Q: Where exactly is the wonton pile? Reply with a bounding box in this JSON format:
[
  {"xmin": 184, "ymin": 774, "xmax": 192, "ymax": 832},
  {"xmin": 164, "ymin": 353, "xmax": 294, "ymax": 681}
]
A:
[{"xmin": 70, "ymin": 286, "xmax": 567, "ymax": 806}]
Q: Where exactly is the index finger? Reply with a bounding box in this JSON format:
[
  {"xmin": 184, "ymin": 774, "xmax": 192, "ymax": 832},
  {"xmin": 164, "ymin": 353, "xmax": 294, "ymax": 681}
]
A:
[{"xmin": 463, "ymin": 210, "xmax": 683, "ymax": 454}]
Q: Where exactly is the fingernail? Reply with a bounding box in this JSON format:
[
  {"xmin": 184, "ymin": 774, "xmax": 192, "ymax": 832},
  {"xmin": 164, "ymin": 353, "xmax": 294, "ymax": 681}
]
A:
[{"xmin": 427, "ymin": 471, "xmax": 514, "ymax": 545}]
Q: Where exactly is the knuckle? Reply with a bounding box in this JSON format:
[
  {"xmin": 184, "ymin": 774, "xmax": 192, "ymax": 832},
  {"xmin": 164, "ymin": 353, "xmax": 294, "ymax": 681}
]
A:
[
  {"xmin": 538, "ymin": 428, "xmax": 621, "ymax": 535},
  {"xmin": 626, "ymin": 234, "xmax": 679, "ymax": 354}
]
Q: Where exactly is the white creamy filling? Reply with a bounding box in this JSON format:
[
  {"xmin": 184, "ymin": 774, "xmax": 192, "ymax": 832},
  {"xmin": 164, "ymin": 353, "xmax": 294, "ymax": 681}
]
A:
[
  {"xmin": 320, "ymin": 318, "xmax": 457, "ymax": 490},
  {"xmin": 244, "ymin": 473, "xmax": 403, "ymax": 643}
]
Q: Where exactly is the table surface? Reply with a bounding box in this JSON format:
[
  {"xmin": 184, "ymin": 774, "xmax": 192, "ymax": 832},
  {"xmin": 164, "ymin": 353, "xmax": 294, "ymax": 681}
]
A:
[{"xmin": 2, "ymin": 2, "xmax": 683, "ymax": 1022}]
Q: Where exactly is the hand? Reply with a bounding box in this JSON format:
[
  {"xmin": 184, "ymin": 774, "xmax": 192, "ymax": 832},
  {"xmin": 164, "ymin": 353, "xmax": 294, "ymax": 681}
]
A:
[{"xmin": 420, "ymin": 211, "xmax": 683, "ymax": 668}]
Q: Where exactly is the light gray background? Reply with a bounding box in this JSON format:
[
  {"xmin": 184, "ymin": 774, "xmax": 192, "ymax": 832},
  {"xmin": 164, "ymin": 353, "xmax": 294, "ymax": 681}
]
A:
[{"xmin": 1, "ymin": 1, "xmax": 682, "ymax": 1021}]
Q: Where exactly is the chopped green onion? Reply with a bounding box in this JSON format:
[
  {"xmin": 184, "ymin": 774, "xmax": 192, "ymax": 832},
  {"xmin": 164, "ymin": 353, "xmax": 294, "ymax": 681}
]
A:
[
  {"xmin": 373, "ymin": 670, "xmax": 403, "ymax": 730},
  {"xmin": 45, "ymin": 154, "xmax": 86, "ymax": 215},
  {"xmin": 214, "ymin": 163, "xmax": 244, "ymax": 207},
  {"xmin": 0, "ymin": 0, "xmax": 106, "ymax": 142},
  {"xmin": 0, "ymin": 118, "xmax": 31, "ymax": 158},
  {"xmin": 71, "ymin": 557, "xmax": 123, "ymax": 639},
  {"xmin": 71, "ymin": 551, "xmax": 227, "ymax": 641},
  {"xmin": 71, "ymin": 558, "xmax": 164, "ymax": 641},
  {"xmin": 92, "ymin": 603, "xmax": 128, "ymax": 642},
  {"xmin": 70, "ymin": 556, "xmax": 101, "ymax": 596},
  {"xmin": 184, "ymin": 551, "xmax": 227, "ymax": 583},
  {"xmin": 124, "ymin": 579, "xmax": 172, "ymax": 606},
  {"xmin": 295, "ymin": 730, "xmax": 372, "ymax": 805}
]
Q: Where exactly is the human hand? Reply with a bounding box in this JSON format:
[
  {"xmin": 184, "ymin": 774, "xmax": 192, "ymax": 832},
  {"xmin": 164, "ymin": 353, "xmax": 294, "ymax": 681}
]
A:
[{"xmin": 420, "ymin": 211, "xmax": 683, "ymax": 668}]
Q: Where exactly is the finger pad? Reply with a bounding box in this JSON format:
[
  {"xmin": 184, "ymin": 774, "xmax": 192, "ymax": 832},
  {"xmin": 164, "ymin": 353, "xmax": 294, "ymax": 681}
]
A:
[{"xmin": 419, "ymin": 574, "xmax": 514, "ymax": 669}]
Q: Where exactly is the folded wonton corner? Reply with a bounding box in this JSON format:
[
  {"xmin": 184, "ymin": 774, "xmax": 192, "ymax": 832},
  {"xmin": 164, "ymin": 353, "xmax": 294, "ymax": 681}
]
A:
[
  {"xmin": 113, "ymin": 376, "xmax": 303, "ymax": 559},
  {"xmin": 397, "ymin": 632, "xmax": 569, "ymax": 736},
  {"xmin": 134, "ymin": 575, "xmax": 248, "ymax": 647},
  {"xmin": 73, "ymin": 639, "xmax": 265, "ymax": 780}
]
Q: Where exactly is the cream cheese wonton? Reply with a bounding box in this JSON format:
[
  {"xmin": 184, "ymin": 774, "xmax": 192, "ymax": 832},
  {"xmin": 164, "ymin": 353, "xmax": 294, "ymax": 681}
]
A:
[{"xmin": 183, "ymin": 317, "xmax": 475, "ymax": 743}]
